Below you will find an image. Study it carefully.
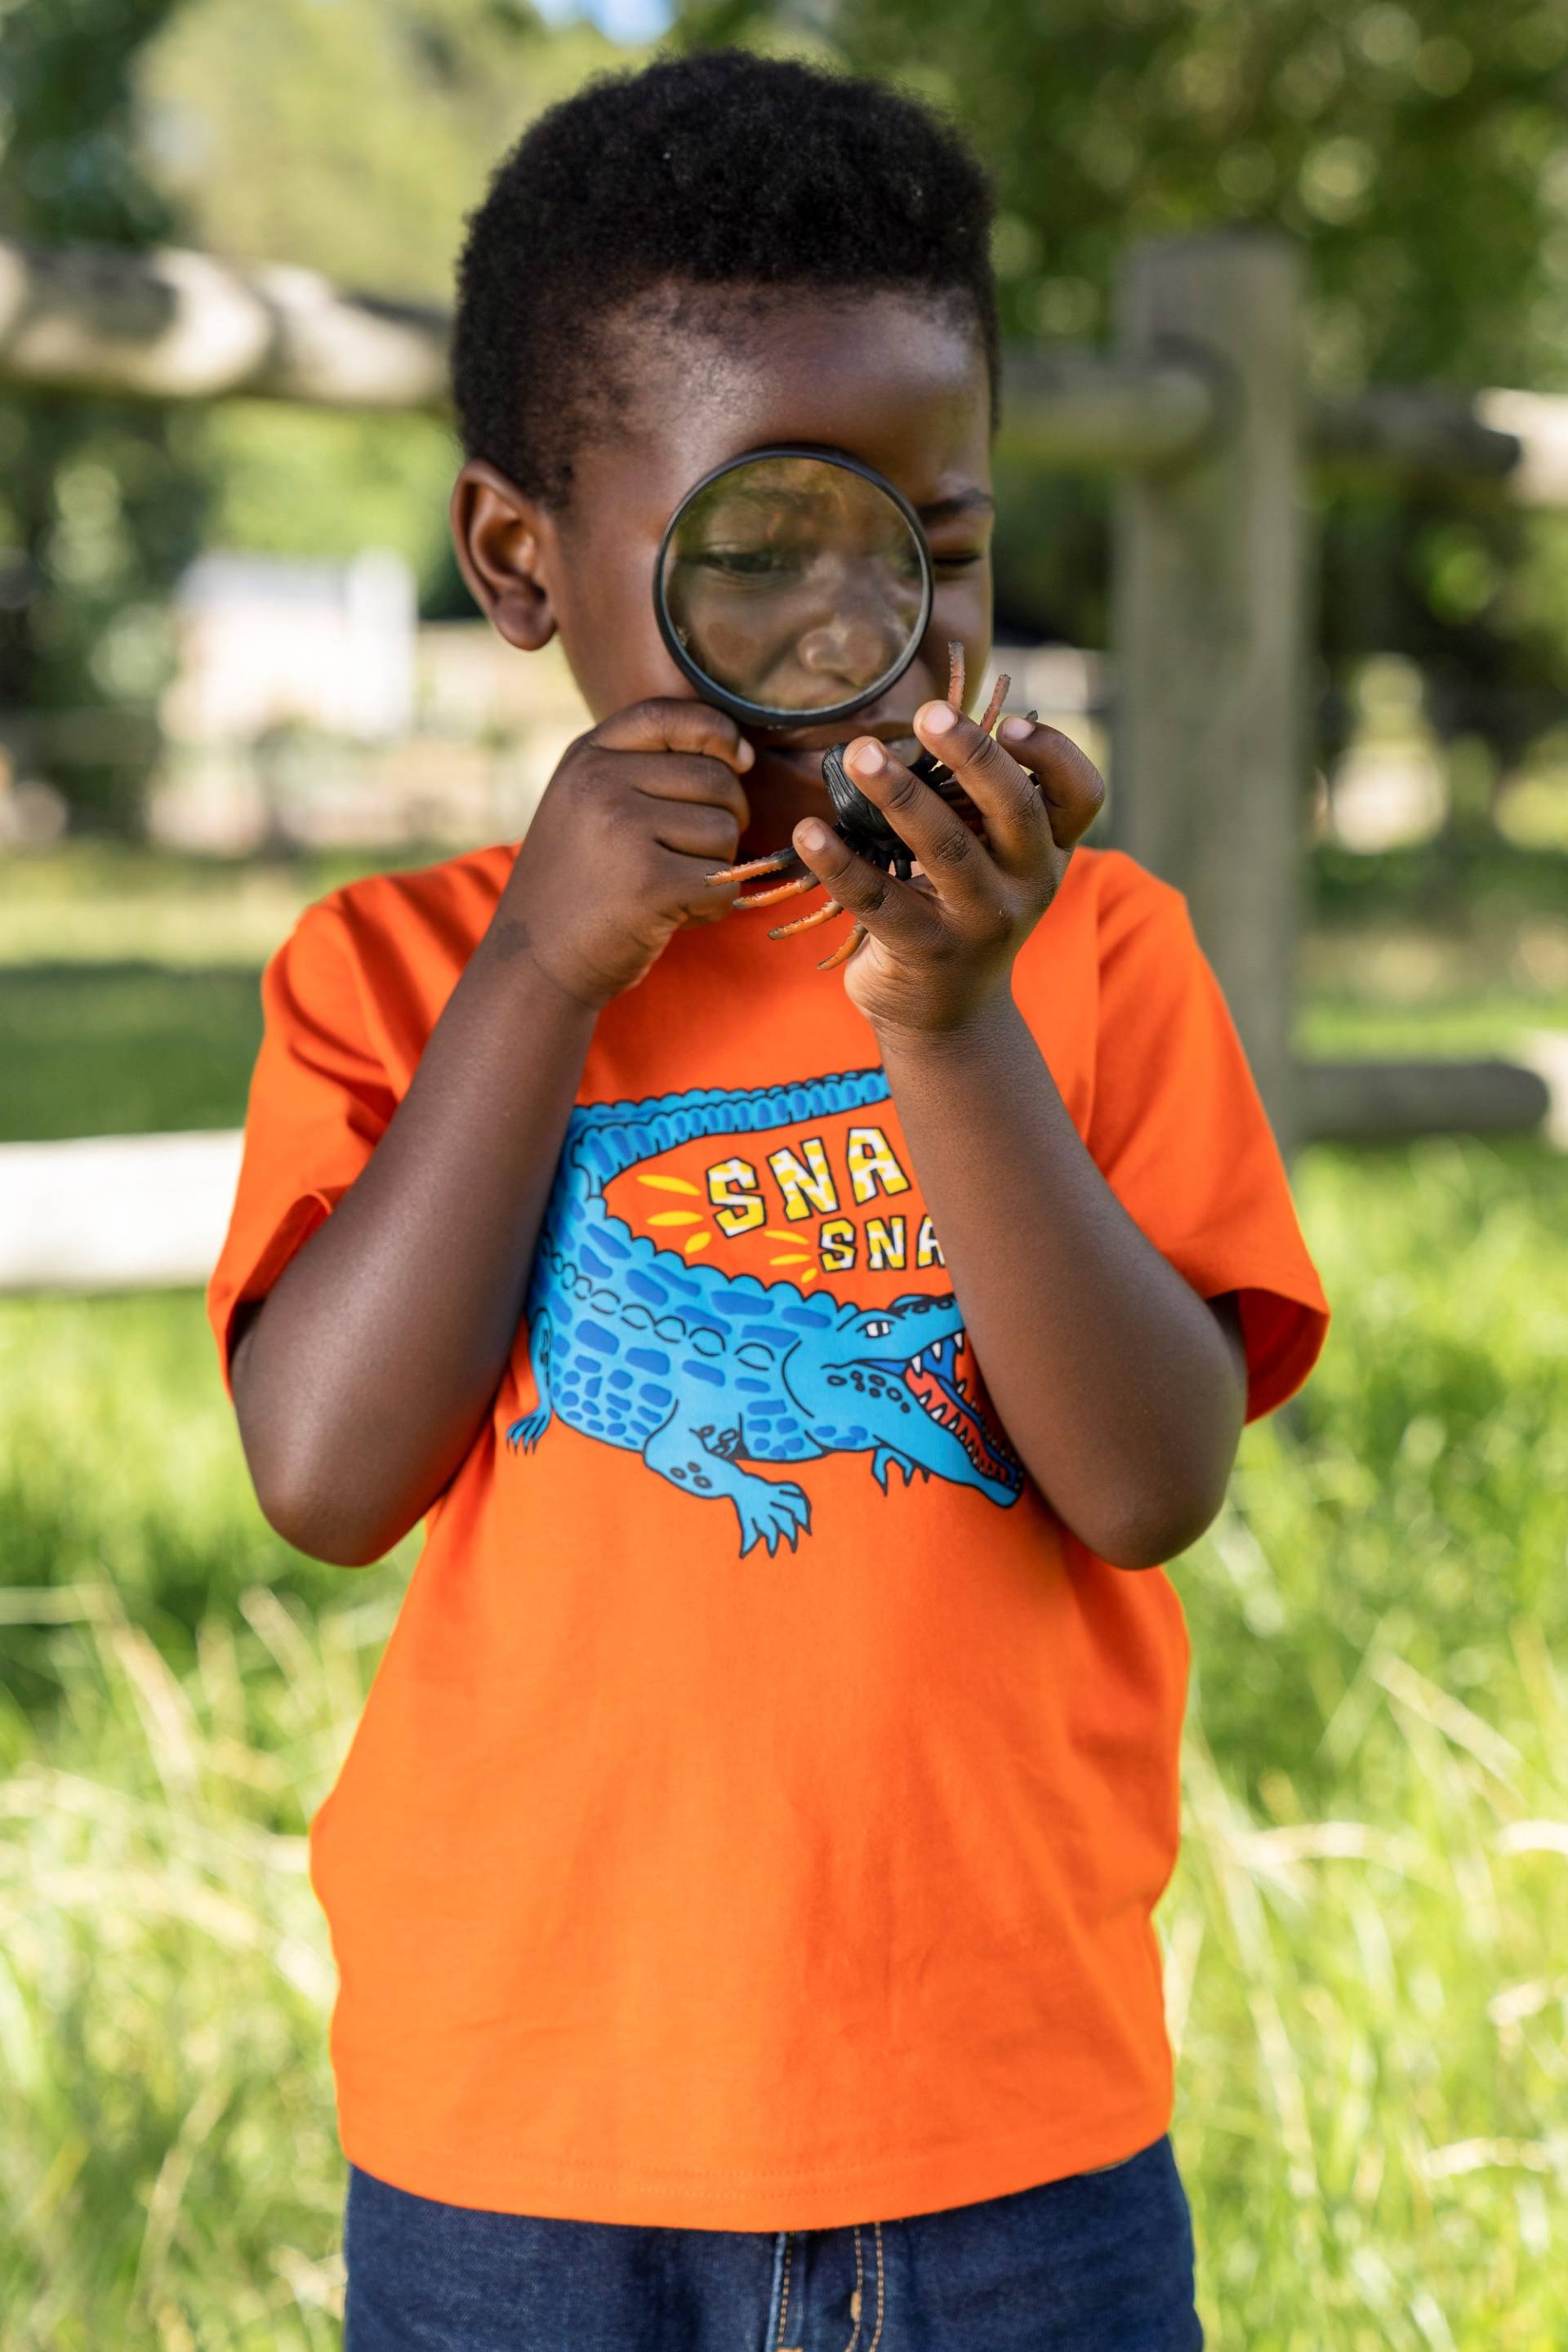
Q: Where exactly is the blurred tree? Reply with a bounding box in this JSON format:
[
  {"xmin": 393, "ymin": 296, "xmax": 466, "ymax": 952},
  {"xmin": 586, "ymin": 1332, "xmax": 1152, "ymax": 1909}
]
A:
[
  {"xmin": 0, "ymin": 0, "xmax": 627, "ymax": 834},
  {"xmin": 0, "ymin": 0, "xmax": 212, "ymax": 830},
  {"xmin": 134, "ymin": 0, "xmax": 626, "ymax": 608},
  {"xmin": 667, "ymin": 0, "xmax": 1568, "ymax": 773}
]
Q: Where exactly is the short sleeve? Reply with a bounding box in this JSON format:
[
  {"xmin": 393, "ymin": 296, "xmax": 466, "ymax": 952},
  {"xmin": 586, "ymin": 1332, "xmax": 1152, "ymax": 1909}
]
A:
[
  {"xmin": 206, "ymin": 896, "xmax": 397, "ymax": 1403},
  {"xmin": 1085, "ymin": 855, "xmax": 1330, "ymax": 1423}
]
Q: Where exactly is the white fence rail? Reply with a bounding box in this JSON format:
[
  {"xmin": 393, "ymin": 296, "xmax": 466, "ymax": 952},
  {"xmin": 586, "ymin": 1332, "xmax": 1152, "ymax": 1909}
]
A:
[{"xmin": 0, "ymin": 1130, "xmax": 242, "ymax": 1293}]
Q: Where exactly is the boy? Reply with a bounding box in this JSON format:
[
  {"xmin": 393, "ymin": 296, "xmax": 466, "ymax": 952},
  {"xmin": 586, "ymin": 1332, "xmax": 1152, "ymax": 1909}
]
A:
[{"xmin": 207, "ymin": 49, "xmax": 1329, "ymax": 2351}]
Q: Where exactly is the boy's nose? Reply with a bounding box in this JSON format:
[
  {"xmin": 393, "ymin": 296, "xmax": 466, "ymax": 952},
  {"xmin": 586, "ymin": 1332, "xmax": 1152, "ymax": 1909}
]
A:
[{"xmin": 795, "ymin": 614, "xmax": 900, "ymax": 691}]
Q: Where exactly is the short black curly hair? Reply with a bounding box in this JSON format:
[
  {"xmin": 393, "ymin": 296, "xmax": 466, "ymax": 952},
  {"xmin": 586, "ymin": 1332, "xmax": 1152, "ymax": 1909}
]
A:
[{"xmin": 451, "ymin": 49, "xmax": 1000, "ymax": 508}]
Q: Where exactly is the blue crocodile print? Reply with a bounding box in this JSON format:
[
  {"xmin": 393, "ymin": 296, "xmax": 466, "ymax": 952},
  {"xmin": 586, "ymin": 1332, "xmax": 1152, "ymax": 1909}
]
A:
[{"xmin": 507, "ymin": 1066, "xmax": 1023, "ymax": 1557}]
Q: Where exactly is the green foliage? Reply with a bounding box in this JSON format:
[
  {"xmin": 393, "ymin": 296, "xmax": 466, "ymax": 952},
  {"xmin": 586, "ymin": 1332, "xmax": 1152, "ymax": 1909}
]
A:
[
  {"xmin": 189, "ymin": 406, "xmax": 466, "ymax": 607},
  {"xmin": 669, "ymin": 0, "xmax": 1568, "ymax": 757},
  {"xmin": 0, "ymin": 2, "xmax": 633, "ymax": 830},
  {"xmin": 0, "ymin": 0, "xmax": 212, "ymax": 828},
  {"xmin": 131, "ymin": 0, "xmax": 630, "ymax": 593},
  {"xmin": 2, "ymin": 1135, "xmax": 1567, "ymax": 2341},
  {"xmin": 668, "ymin": 1, "xmax": 1568, "ymax": 391},
  {"xmin": 139, "ymin": 0, "xmax": 615, "ymax": 305}
]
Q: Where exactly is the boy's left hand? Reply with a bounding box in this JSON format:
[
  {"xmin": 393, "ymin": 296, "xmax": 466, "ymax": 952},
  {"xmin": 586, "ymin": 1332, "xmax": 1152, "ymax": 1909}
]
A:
[{"xmin": 789, "ymin": 701, "xmax": 1106, "ymax": 1038}]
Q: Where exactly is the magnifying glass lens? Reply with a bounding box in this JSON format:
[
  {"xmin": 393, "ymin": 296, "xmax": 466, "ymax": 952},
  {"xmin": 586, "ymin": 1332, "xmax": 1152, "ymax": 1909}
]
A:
[{"xmin": 656, "ymin": 452, "xmax": 932, "ymax": 727}]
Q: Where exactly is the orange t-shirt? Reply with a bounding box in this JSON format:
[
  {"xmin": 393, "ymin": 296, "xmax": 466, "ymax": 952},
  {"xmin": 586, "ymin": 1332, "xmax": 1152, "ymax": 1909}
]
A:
[{"xmin": 207, "ymin": 837, "xmax": 1328, "ymax": 2231}]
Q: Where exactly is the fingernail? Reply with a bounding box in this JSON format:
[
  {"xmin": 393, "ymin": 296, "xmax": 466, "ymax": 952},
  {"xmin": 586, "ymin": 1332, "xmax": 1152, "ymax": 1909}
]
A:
[
  {"xmin": 920, "ymin": 701, "xmax": 956, "ymax": 733},
  {"xmin": 797, "ymin": 821, "xmax": 830, "ymax": 853},
  {"xmin": 735, "ymin": 737, "xmax": 755, "ymax": 768},
  {"xmin": 997, "ymin": 715, "xmax": 1031, "ymax": 745},
  {"xmin": 849, "ymin": 739, "xmax": 884, "ymax": 775}
]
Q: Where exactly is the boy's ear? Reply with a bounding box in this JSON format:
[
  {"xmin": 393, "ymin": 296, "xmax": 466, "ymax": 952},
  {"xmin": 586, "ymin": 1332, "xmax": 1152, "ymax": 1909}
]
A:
[{"xmin": 448, "ymin": 460, "xmax": 560, "ymax": 652}]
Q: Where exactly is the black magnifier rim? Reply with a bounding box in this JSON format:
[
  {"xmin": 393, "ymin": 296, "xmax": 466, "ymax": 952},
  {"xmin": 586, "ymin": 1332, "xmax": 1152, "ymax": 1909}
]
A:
[{"xmin": 653, "ymin": 441, "xmax": 935, "ymax": 731}]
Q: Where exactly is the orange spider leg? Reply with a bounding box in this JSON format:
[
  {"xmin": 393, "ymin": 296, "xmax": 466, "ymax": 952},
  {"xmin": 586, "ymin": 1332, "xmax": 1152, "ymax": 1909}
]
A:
[
  {"xmin": 943, "ymin": 640, "xmax": 1011, "ymax": 735},
  {"xmin": 735, "ymin": 871, "xmax": 815, "ymax": 908},
  {"xmin": 818, "ymin": 920, "xmax": 868, "ymax": 971},
  {"xmin": 707, "ymin": 846, "xmax": 798, "ymax": 884},
  {"xmin": 768, "ymin": 897, "xmax": 842, "ymax": 938},
  {"xmin": 977, "ymin": 671, "xmax": 1010, "ymax": 735}
]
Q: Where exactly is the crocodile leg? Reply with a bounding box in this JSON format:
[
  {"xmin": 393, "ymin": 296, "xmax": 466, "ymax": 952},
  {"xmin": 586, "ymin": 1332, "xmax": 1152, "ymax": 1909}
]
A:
[
  {"xmin": 644, "ymin": 1406, "xmax": 813, "ymax": 1560},
  {"xmin": 870, "ymin": 1442, "xmax": 920, "ymax": 1492},
  {"xmin": 505, "ymin": 1307, "xmax": 555, "ymax": 1453}
]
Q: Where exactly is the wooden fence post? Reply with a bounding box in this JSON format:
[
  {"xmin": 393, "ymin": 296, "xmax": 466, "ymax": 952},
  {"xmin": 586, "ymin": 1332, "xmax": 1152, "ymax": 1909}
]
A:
[{"xmin": 1109, "ymin": 233, "xmax": 1307, "ymax": 1156}]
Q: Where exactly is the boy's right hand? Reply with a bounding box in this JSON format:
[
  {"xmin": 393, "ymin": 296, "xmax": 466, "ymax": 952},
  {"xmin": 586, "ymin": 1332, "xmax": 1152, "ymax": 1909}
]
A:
[{"xmin": 495, "ymin": 697, "xmax": 755, "ymax": 1009}]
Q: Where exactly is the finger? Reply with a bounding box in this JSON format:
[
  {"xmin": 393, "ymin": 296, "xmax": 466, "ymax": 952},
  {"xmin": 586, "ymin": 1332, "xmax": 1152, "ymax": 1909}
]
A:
[
  {"xmin": 590, "ymin": 697, "xmax": 756, "ymax": 776},
  {"xmin": 837, "ymin": 736, "xmax": 999, "ymax": 913},
  {"xmin": 619, "ymin": 751, "xmax": 751, "ymax": 827},
  {"xmin": 652, "ymin": 845, "xmax": 746, "ymax": 924},
  {"xmin": 789, "ymin": 817, "xmax": 943, "ymax": 957},
  {"xmin": 992, "ymin": 715, "xmax": 1107, "ymax": 851},
  {"xmin": 640, "ymin": 796, "xmax": 742, "ymax": 864},
  {"xmin": 911, "ymin": 701, "xmax": 1056, "ymax": 873}
]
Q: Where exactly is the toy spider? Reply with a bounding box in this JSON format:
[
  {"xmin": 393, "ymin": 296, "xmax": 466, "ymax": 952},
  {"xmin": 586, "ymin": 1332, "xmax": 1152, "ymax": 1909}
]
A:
[{"xmin": 706, "ymin": 642, "xmax": 1030, "ymax": 970}]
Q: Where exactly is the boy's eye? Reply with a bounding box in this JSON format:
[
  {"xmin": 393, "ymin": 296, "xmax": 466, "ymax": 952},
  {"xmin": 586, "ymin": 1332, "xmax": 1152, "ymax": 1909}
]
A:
[
  {"xmin": 693, "ymin": 546, "xmax": 800, "ymax": 578},
  {"xmin": 931, "ymin": 549, "xmax": 987, "ymax": 574}
]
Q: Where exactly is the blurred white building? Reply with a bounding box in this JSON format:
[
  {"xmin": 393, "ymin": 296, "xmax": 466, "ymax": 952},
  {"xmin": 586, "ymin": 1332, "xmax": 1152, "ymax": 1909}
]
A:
[
  {"xmin": 148, "ymin": 546, "xmax": 591, "ymax": 854},
  {"xmin": 163, "ymin": 547, "xmax": 416, "ymax": 742}
]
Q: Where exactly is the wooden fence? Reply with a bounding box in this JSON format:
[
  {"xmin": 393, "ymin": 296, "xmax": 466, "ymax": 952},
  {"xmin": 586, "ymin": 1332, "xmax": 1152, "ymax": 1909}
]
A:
[{"xmin": 0, "ymin": 228, "xmax": 1561, "ymax": 1288}]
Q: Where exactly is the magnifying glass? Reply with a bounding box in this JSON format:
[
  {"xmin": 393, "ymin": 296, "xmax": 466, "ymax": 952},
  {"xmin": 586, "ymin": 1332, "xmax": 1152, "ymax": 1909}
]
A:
[{"xmin": 653, "ymin": 444, "xmax": 934, "ymax": 729}]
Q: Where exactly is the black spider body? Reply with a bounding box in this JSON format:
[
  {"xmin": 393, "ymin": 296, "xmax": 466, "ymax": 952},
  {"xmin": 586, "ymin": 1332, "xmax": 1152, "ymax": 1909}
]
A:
[
  {"xmin": 820, "ymin": 744, "xmax": 964, "ymax": 879},
  {"xmin": 703, "ymin": 642, "xmax": 1016, "ymax": 973}
]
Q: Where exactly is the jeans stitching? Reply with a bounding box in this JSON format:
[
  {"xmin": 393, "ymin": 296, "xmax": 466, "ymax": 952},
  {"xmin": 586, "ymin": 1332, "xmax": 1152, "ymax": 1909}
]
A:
[
  {"xmin": 839, "ymin": 2224, "xmax": 864, "ymax": 2352},
  {"xmin": 763, "ymin": 2230, "xmax": 789, "ymax": 2352},
  {"xmin": 774, "ymin": 2232, "xmax": 797, "ymax": 2349},
  {"xmin": 865, "ymin": 2221, "xmax": 886, "ymax": 2350}
]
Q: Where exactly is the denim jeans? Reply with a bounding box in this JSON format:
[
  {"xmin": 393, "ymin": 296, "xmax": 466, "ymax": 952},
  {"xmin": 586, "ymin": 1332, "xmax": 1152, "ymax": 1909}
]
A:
[{"xmin": 341, "ymin": 2134, "xmax": 1203, "ymax": 2350}]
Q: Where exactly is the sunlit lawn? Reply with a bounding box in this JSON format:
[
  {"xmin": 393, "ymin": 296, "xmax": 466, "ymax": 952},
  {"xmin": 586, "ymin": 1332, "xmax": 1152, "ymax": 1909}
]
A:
[
  {"xmin": 3, "ymin": 845, "xmax": 1567, "ymax": 2347},
  {"xmin": 0, "ymin": 844, "xmax": 430, "ymax": 1144}
]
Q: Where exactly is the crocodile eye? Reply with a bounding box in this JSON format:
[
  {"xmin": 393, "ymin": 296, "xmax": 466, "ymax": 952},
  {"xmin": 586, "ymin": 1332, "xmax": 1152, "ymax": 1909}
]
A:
[{"xmin": 862, "ymin": 1317, "xmax": 893, "ymax": 1338}]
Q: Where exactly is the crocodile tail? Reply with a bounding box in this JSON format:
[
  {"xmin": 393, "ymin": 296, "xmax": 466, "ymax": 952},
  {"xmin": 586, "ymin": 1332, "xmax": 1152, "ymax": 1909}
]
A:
[{"xmin": 557, "ymin": 1067, "xmax": 893, "ymax": 1196}]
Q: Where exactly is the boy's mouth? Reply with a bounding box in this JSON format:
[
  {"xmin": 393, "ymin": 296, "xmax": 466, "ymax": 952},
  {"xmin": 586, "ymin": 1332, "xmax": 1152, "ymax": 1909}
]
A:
[{"xmin": 754, "ymin": 725, "xmax": 922, "ymax": 790}]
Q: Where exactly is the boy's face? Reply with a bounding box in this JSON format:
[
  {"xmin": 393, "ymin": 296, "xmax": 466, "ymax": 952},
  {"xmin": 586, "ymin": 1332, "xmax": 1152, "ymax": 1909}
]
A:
[{"xmin": 452, "ymin": 287, "xmax": 994, "ymax": 828}]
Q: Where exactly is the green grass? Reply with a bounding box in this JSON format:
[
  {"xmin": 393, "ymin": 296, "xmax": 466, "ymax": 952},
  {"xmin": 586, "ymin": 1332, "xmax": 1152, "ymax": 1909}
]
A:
[
  {"xmin": 0, "ymin": 1294, "xmax": 415, "ymax": 2351},
  {"xmin": 2, "ymin": 1137, "xmax": 1566, "ymax": 2346},
  {"xmin": 0, "ymin": 843, "xmax": 447, "ymax": 972},
  {"xmin": 0, "ymin": 967, "xmax": 265, "ymax": 1143},
  {"xmin": 0, "ymin": 843, "xmax": 449, "ymax": 1143},
  {"xmin": 1298, "ymin": 989, "xmax": 1568, "ymax": 1061}
]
